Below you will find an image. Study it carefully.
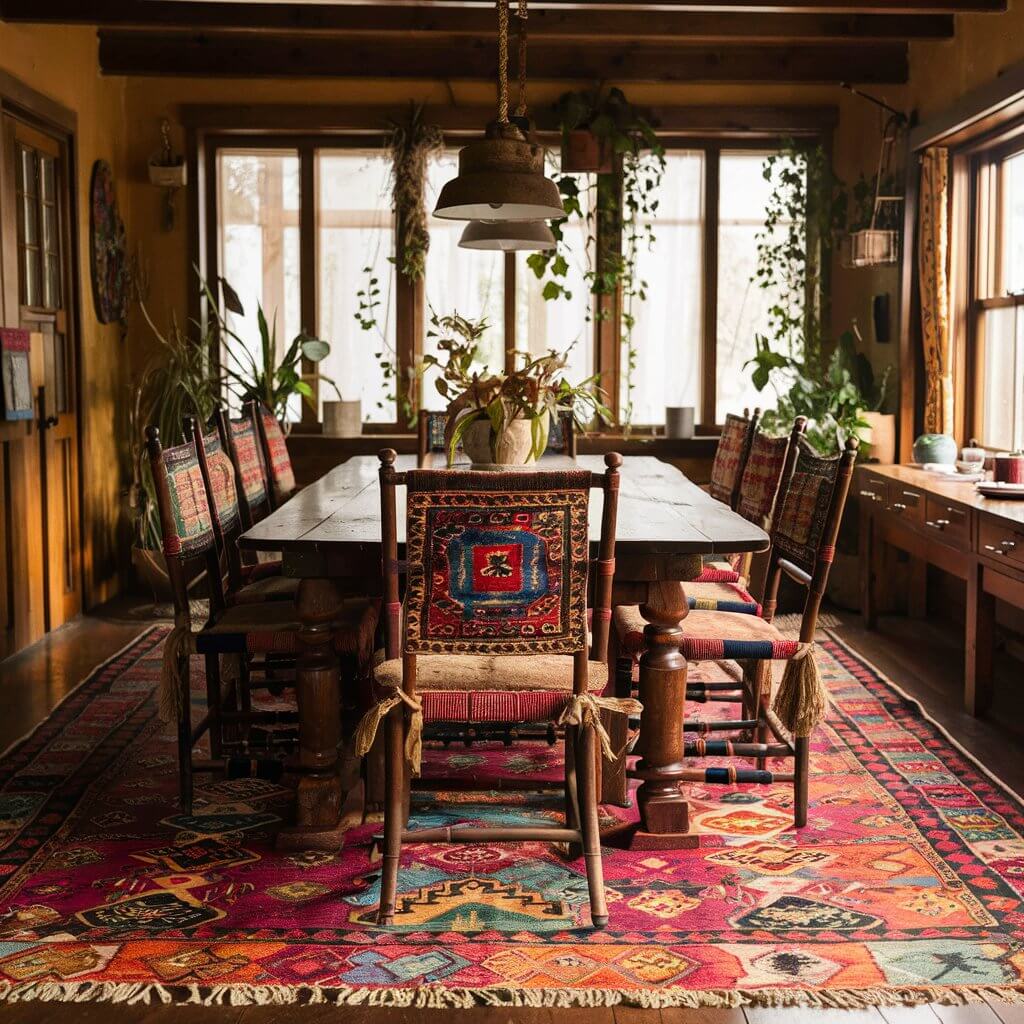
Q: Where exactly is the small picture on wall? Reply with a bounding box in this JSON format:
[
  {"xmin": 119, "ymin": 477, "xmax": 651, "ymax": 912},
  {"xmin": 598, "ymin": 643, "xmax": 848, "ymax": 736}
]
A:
[{"xmin": 1, "ymin": 329, "xmax": 33, "ymax": 421}]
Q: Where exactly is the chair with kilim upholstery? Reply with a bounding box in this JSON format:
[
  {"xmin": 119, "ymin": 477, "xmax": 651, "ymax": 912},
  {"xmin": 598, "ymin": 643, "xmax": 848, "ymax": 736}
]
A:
[
  {"xmin": 613, "ymin": 435, "xmax": 859, "ymax": 827},
  {"xmin": 356, "ymin": 450, "xmax": 637, "ymax": 928},
  {"xmin": 147, "ymin": 426, "xmax": 379, "ymax": 814},
  {"xmin": 251, "ymin": 400, "xmax": 298, "ymax": 509},
  {"xmin": 187, "ymin": 415, "xmax": 298, "ymax": 606},
  {"xmin": 221, "ymin": 407, "xmax": 274, "ymax": 531},
  {"xmin": 417, "ymin": 409, "xmax": 577, "ymax": 465}
]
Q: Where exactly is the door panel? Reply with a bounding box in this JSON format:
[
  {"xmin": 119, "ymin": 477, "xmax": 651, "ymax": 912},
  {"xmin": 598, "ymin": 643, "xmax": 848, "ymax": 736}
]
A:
[{"xmin": 0, "ymin": 113, "xmax": 82, "ymax": 657}]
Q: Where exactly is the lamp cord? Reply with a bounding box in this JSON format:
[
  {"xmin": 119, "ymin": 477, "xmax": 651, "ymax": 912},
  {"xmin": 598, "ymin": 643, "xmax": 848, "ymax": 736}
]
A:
[
  {"xmin": 496, "ymin": 0, "xmax": 509, "ymax": 124},
  {"xmin": 515, "ymin": 0, "xmax": 528, "ymax": 118}
]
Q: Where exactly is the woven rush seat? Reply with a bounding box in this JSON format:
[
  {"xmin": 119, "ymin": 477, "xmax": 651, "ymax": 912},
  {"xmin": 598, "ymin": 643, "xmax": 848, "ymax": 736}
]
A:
[
  {"xmin": 231, "ymin": 573, "xmax": 299, "ymax": 605},
  {"xmin": 686, "ymin": 579, "xmax": 761, "ymax": 615},
  {"xmin": 614, "ymin": 604, "xmax": 799, "ymax": 661},
  {"xmin": 198, "ymin": 597, "xmax": 379, "ymax": 660},
  {"xmin": 374, "ymin": 655, "xmax": 608, "ymax": 723},
  {"xmin": 694, "ymin": 557, "xmax": 743, "ymax": 584}
]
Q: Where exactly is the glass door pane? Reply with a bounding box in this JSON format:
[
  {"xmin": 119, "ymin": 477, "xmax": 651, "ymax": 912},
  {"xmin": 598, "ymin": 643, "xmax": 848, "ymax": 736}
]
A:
[
  {"xmin": 1002, "ymin": 150, "xmax": 1024, "ymax": 295},
  {"xmin": 317, "ymin": 149, "xmax": 394, "ymax": 423},
  {"xmin": 217, "ymin": 149, "xmax": 302, "ymax": 417}
]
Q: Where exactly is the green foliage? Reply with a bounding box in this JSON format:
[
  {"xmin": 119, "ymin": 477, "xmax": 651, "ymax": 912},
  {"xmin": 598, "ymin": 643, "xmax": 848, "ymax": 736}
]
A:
[
  {"xmin": 214, "ymin": 276, "xmax": 337, "ymax": 422},
  {"xmin": 423, "ymin": 309, "xmax": 611, "ymax": 466},
  {"xmin": 527, "ymin": 87, "xmax": 665, "ymax": 429},
  {"xmin": 746, "ymin": 142, "xmax": 891, "ymax": 454}
]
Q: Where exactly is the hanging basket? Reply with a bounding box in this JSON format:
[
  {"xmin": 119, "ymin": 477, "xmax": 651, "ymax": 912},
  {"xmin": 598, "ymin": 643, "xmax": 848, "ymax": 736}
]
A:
[
  {"xmin": 561, "ymin": 129, "xmax": 613, "ymax": 174},
  {"xmin": 841, "ymin": 227, "xmax": 899, "ymax": 268}
]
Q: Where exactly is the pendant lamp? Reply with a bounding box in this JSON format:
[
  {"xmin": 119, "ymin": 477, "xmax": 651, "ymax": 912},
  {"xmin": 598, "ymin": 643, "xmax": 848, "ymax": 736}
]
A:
[
  {"xmin": 459, "ymin": 219, "xmax": 556, "ymax": 251},
  {"xmin": 433, "ymin": 0, "xmax": 564, "ymax": 223}
]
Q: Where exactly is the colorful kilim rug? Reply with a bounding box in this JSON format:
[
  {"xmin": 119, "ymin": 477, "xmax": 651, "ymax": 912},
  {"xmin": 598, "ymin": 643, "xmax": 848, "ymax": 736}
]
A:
[{"xmin": 0, "ymin": 626, "xmax": 1022, "ymax": 1009}]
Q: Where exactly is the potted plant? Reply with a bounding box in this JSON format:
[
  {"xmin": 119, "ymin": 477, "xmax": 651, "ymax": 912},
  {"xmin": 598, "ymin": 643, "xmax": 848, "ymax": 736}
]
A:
[
  {"xmin": 211, "ymin": 277, "xmax": 339, "ymax": 429},
  {"xmin": 423, "ymin": 311, "xmax": 610, "ymax": 468},
  {"xmin": 556, "ymin": 87, "xmax": 658, "ymax": 174}
]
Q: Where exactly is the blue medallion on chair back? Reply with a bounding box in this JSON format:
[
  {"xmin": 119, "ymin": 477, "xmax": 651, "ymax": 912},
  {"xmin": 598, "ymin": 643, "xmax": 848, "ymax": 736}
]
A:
[
  {"xmin": 770, "ymin": 438, "xmax": 841, "ymax": 575},
  {"xmin": 403, "ymin": 469, "xmax": 592, "ymax": 655}
]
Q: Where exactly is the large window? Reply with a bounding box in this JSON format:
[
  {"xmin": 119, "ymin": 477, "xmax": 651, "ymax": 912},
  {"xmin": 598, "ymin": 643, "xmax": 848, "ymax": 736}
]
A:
[
  {"xmin": 970, "ymin": 142, "xmax": 1024, "ymax": 449},
  {"xmin": 209, "ymin": 133, "xmax": 800, "ymax": 432}
]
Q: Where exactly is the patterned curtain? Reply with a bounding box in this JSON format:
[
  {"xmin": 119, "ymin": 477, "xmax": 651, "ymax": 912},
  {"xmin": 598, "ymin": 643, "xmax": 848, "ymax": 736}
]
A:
[{"xmin": 918, "ymin": 147, "xmax": 953, "ymax": 435}]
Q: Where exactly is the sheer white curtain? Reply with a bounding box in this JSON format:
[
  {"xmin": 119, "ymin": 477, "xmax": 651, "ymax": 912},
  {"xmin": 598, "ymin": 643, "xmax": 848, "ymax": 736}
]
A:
[{"xmin": 316, "ymin": 150, "xmax": 395, "ymax": 422}]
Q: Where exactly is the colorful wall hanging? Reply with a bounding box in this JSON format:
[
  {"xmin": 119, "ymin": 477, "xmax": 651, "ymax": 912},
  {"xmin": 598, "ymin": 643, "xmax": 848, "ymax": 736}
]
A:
[
  {"xmin": 89, "ymin": 159, "xmax": 129, "ymax": 324},
  {"xmin": 0, "ymin": 328, "xmax": 33, "ymax": 420}
]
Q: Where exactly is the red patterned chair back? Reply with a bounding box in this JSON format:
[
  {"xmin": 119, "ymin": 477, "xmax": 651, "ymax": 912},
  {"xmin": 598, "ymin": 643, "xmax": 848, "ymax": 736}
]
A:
[
  {"xmin": 379, "ymin": 450, "xmax": 621, "ymax": 669},
  {"xmin": 145, "ymin": 426, "xmax": 229, "ymax": 625},
  {"xmin": 221, "ymin": 408, "xmax": 272, "ymax": 529},
  {"xmin": 188, "ymin": 414, "xmax": 245, "ymax": 587},
  {"xmin": 762, "ymin": 435, "xmax": 859, "ymax": 640},
  {"xmin": 709, "ymin": 410, "xmax": 759, "ymax": 509},
  {"xmin": 735, "ymin": 417, "xmax": 807, "ymax": 529},
  {"xmin": 252, "ymin": 401, "xmax": 297, "ymax": 507}
]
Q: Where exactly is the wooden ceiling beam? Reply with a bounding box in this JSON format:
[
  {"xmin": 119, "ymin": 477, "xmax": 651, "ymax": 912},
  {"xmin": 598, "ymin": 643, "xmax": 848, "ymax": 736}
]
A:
[
  {"xmin": 96, "ymin": 30, "xmax": 908, "ymax": 83},
  {"xmin": 0, "ymin": 1, "xmax": 956, "ymax": 40}
]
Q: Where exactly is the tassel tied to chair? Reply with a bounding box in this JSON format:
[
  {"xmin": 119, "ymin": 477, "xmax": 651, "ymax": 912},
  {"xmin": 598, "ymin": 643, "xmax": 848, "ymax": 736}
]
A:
[
  {"xmin": 557, "ymin": 693, "xmax": 643, "ymax": 761},
  {"xmin": 770, "ymin": 642, "xmax": 828, "ymax": 738},
  {"xmin": 354, "ymin": 687, "xmax": 424, "ymax": 775},
  {"xmin": 159, "ymin": 625, "xmax": 196, "ymax": 724}
]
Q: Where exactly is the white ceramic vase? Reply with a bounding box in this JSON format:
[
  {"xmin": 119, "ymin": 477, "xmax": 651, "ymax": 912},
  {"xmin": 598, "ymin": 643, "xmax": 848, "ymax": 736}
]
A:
[{"xmin": 322, "ymin": 399, "xmax": 362, "ymax": 438}]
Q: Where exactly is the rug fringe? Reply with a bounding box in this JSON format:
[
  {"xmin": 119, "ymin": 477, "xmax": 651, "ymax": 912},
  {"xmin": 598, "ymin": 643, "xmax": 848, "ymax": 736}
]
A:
[{"xmin": 0, "ymin": 980, "xmax": 1021, "ymax": 1009}]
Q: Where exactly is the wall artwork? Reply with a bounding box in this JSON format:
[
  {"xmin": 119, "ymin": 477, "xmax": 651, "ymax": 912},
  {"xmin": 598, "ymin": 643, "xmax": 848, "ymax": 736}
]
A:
[
  {"xmin": 89, "ymin": 159, "xmax": 129, "ymax": 325},
  {"xmin": 1, "ymin": 329, "xmax": 33, "ymax": 421}
]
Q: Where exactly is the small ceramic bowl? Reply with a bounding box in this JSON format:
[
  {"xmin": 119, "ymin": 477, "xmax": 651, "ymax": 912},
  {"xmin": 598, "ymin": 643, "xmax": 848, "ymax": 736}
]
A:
[{"xmin": 956, "ymin": 460, "xmax": 981, "ymax": 474}]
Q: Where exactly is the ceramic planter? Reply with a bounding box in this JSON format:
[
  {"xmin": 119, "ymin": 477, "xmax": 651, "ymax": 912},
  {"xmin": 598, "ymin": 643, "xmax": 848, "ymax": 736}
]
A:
[
  {"xmin": 861, "ymin": 411, "xmax": 895, "ymax": 464},
  {"xmin": 323, "ymin": 399, "xmax": 362, "ymax": 437},
  {"xmin": 912, "ymin": 432, "xmax": 957, "ymax": 465},
  {"xmin": 462, "ymin": 417, "xmax": 539, "ymax": 469},
  {"xmin": 560, "ymin": 130, "xmax": 613, "ymax": 174}
]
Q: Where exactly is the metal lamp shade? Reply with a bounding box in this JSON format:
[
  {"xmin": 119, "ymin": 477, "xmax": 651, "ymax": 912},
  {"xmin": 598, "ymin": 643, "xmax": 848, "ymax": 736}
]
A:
[
  {"xmin": 459, "ymin": 219, "xmax": 556, "ymax": 252},
  {"xmin": 433, "ymin": 122, "xmax": 565, "ymax": 222}
]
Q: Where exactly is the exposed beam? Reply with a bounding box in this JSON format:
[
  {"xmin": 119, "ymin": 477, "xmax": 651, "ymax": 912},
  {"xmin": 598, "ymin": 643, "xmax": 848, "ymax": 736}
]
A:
[
  {"xmin": 0, "ymin": 0, "xmax": 955, "ymax": 41},
  {"xmin": 97, "ymin": 30, "xmax": 908, "ymax": 82}
]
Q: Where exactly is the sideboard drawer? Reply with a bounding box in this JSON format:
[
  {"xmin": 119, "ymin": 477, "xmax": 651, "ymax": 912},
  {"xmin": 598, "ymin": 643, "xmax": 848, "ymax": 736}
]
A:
[
  {"xmin": 885, "ymin": 481, "xmax": 925, "ymax": 526},
  {"xmin": 924, "ymin": 496, "xmax": 970, "ymax": 547},
  {"xmin": 979, "ymin": 518, "xmax": 1024, "ymax": 569},
  {"xmin": 857, "ymin": 473, "xmax": 886, "ymax": 508}
]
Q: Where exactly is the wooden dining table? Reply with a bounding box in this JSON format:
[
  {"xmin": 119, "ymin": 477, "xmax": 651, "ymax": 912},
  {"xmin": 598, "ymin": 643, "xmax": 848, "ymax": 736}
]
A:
[{"xmin": 238, "ymin": 452, "xmax": 769, "ymax": 850}]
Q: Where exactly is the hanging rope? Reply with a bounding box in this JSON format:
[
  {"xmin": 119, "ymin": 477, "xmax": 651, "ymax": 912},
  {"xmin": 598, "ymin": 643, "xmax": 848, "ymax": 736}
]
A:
[
  {"xmin": 496, "ymin": 0, "xmax": 510, "ymax": 124},
  {"xmin": 515, "ymin": 0, "xmax": 528, "ymax": 119}
]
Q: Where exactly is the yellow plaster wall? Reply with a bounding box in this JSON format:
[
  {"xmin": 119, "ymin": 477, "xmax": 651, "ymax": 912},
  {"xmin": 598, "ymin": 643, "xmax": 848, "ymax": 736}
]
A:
[{"xmin": 0, "ymin": 22, "xmax": 130, "ymax": 606}]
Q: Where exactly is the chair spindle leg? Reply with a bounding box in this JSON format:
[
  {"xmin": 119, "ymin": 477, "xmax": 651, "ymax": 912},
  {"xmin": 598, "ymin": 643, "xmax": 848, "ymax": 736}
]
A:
[
  {"xmin": 794, "ymin": 735, "xmax": 810, "ymax": 827},
  {"xmin": 378, "ymin": 706, "xmax": 404, "ymax": 926},
  {"xmin": 576, "ymin": 724, "xmax": 608, "ymax": 929}
]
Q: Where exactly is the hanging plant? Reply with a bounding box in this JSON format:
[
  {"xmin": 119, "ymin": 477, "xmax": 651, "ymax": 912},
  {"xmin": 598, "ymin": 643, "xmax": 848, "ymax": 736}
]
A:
[
  {"xmin": 388, "ymin": 103, "xmax": 443, "ymax": 282},
  {"xmin": 526, "ymin": 87, "xmax": 665, "ymax": 430}
]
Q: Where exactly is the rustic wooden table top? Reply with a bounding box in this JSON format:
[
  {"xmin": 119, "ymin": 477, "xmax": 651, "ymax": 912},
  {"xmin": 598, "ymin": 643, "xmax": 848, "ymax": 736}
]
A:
[{"xmin": 238, "ymin": 454, "xmax": 769, "ymax": 576}]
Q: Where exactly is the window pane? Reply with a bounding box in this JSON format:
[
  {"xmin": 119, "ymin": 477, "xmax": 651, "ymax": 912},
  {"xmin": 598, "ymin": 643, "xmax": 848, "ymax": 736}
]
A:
[
  {"xmin": 628, "ymin": 151, "xmax": 704, "ymax": 426},
  {"xmin": 979, "ymin": 306, "xmax": 1022, "ymax": 450},
  {"xmin": 217, "ymin": 150, "xmax": 301, "ymax": 417},
  {"xmin": 516, "ymin": 172, "xmax": 594, "ymax": 390},
  {"xmin": 317, "ymin": 150, "xmax": 394, "ymax": 423},
  {"xmin": 1003, "ymin": 151, "xmax": 1024, "ymax": 295},
  {"xmin": 717, "ymin": 150, "xmax": 798, "ymax": 422},
  {"xmin": 422, "ymin": 151, "xmax": 505, "ymax": 411}
]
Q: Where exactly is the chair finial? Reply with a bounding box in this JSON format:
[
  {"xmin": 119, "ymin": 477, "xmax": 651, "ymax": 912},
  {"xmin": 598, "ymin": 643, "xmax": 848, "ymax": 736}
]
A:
[
  {"xmin": 379, "ymin": 448, "xmax": 397, "ymax": 467},
  {"xmin": 604, "ymin": 451, "xmax": 623, "ymax": 470}
]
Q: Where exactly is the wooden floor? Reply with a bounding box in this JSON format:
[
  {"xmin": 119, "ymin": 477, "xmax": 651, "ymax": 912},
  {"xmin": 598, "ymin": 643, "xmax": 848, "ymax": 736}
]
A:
[{"xmin": 0, "ymin": 602, "xmax": 1021, "ymax": 1024}]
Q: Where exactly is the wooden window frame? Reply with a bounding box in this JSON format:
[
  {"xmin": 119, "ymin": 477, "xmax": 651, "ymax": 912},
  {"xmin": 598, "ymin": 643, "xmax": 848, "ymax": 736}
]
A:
[{"xmin": 187, "ymin": 104, "xmax": 833, "ymax": 436}]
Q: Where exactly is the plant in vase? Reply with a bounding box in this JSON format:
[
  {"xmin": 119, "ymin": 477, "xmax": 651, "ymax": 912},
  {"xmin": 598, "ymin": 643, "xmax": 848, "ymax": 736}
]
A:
[
  {"xmin": 423, "ymin": 310, "xmax": 610, "ymax": 467},
  {"xmin": 210, "ymin": 276, "xmax": 339, "ymax": 427}
]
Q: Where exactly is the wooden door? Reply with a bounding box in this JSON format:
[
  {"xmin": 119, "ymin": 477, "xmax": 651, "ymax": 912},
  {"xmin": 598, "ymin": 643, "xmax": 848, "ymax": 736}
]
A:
[{"xmin": 0, "ymin": 114, "xmax": 81, "ymax": 657}]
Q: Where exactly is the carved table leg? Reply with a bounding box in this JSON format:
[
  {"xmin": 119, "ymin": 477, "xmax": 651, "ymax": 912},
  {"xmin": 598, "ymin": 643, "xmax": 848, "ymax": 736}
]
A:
[
  {"xmin": 627, "ymin": 580, "xmax": 699, "ymax": 850},
  {"xmin": 277, "ymin": 577, "xmax": 347, "ymax": 850}
]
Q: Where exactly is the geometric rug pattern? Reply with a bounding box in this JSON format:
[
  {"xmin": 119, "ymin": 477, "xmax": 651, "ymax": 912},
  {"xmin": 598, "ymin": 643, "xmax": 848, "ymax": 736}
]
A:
[{"xmin": 0, "ymin": 626, "xmax": 1022, "ymax": 1008}]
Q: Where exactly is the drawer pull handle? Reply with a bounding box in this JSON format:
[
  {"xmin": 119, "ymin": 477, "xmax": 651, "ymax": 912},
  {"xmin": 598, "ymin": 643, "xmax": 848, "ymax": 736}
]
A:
[
  {"xmin": 858, "ymin": 490, "xmax": 882, "ymax": 501},
  {"xmin": 984, "ymin": 544, "xmax": 1007, "ymax": 556},
  {"xmin": 891, "ymin": 502, "xmax": 907, "ymax": 512},
  {"xmin": 901, "ymin": 491, "xmax": 921, "ymax": 501},
  {"xmin": 925, "ymin": 519, "xmax": 948, "ymax": 530},
  {"xmin": 1001, "ymin": 540, "xmax": 1016, "ymax": 550}
]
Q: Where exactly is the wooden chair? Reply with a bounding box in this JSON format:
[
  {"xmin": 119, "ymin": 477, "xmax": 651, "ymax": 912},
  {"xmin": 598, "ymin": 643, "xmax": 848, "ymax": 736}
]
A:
[
  {"xmin": 221, "ymin": 407, "xmax": 274, "ymax": 532},
  {"xmin": 356, "ymin": 450, "xmax": 637, "ymax": 928},
  {"xmin": 146, "ymin": 425, "xmax": 379, "ymax": 813},
  {"xmin": 613, "ymin": 435, "xmax": 859, "ymax": 827},
  {"xmin": 187, "ymin": 415, "xmax": 298, "ymax": 605},
  {"xmin": 417, "ymin": 409, "xmax": 576, "ymax": 465},
  {"xmin": 251, "ymin": 400, "xmax": 298, "ymax": 509}
]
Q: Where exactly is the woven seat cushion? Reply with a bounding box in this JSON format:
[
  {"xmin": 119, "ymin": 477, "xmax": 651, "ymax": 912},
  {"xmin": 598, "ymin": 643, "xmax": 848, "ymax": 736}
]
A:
[
  {"xmin": 614, "ymin": 605, "xmax": 799, "ymax": 661},
  {"xmin": 694, "ymin": 555, "xmax": 743, "ymax": 584},
  {"xmin": 231, "ymin": 574, "xmax": 299, "ymax": 605},
  {"xmin": 373, "ymin": 656, "xmax": 608, "ymax": 724},
  {"xmin": 241, "ymin": 560, "xmax": 283, "ymax": 582},
  {"xmin": 686, "ymin": 580, "xmax": 760, "ymax": 616},
  {"xmin": 197, "ymin": 597, "xmax": 379, "ymax": 662}
]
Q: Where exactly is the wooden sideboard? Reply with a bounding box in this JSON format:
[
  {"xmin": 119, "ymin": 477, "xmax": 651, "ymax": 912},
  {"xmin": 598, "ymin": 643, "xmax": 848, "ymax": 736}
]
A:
[{"xmin": 857, "ymin": 463, "xmax": 1024, "ymax": 716}]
